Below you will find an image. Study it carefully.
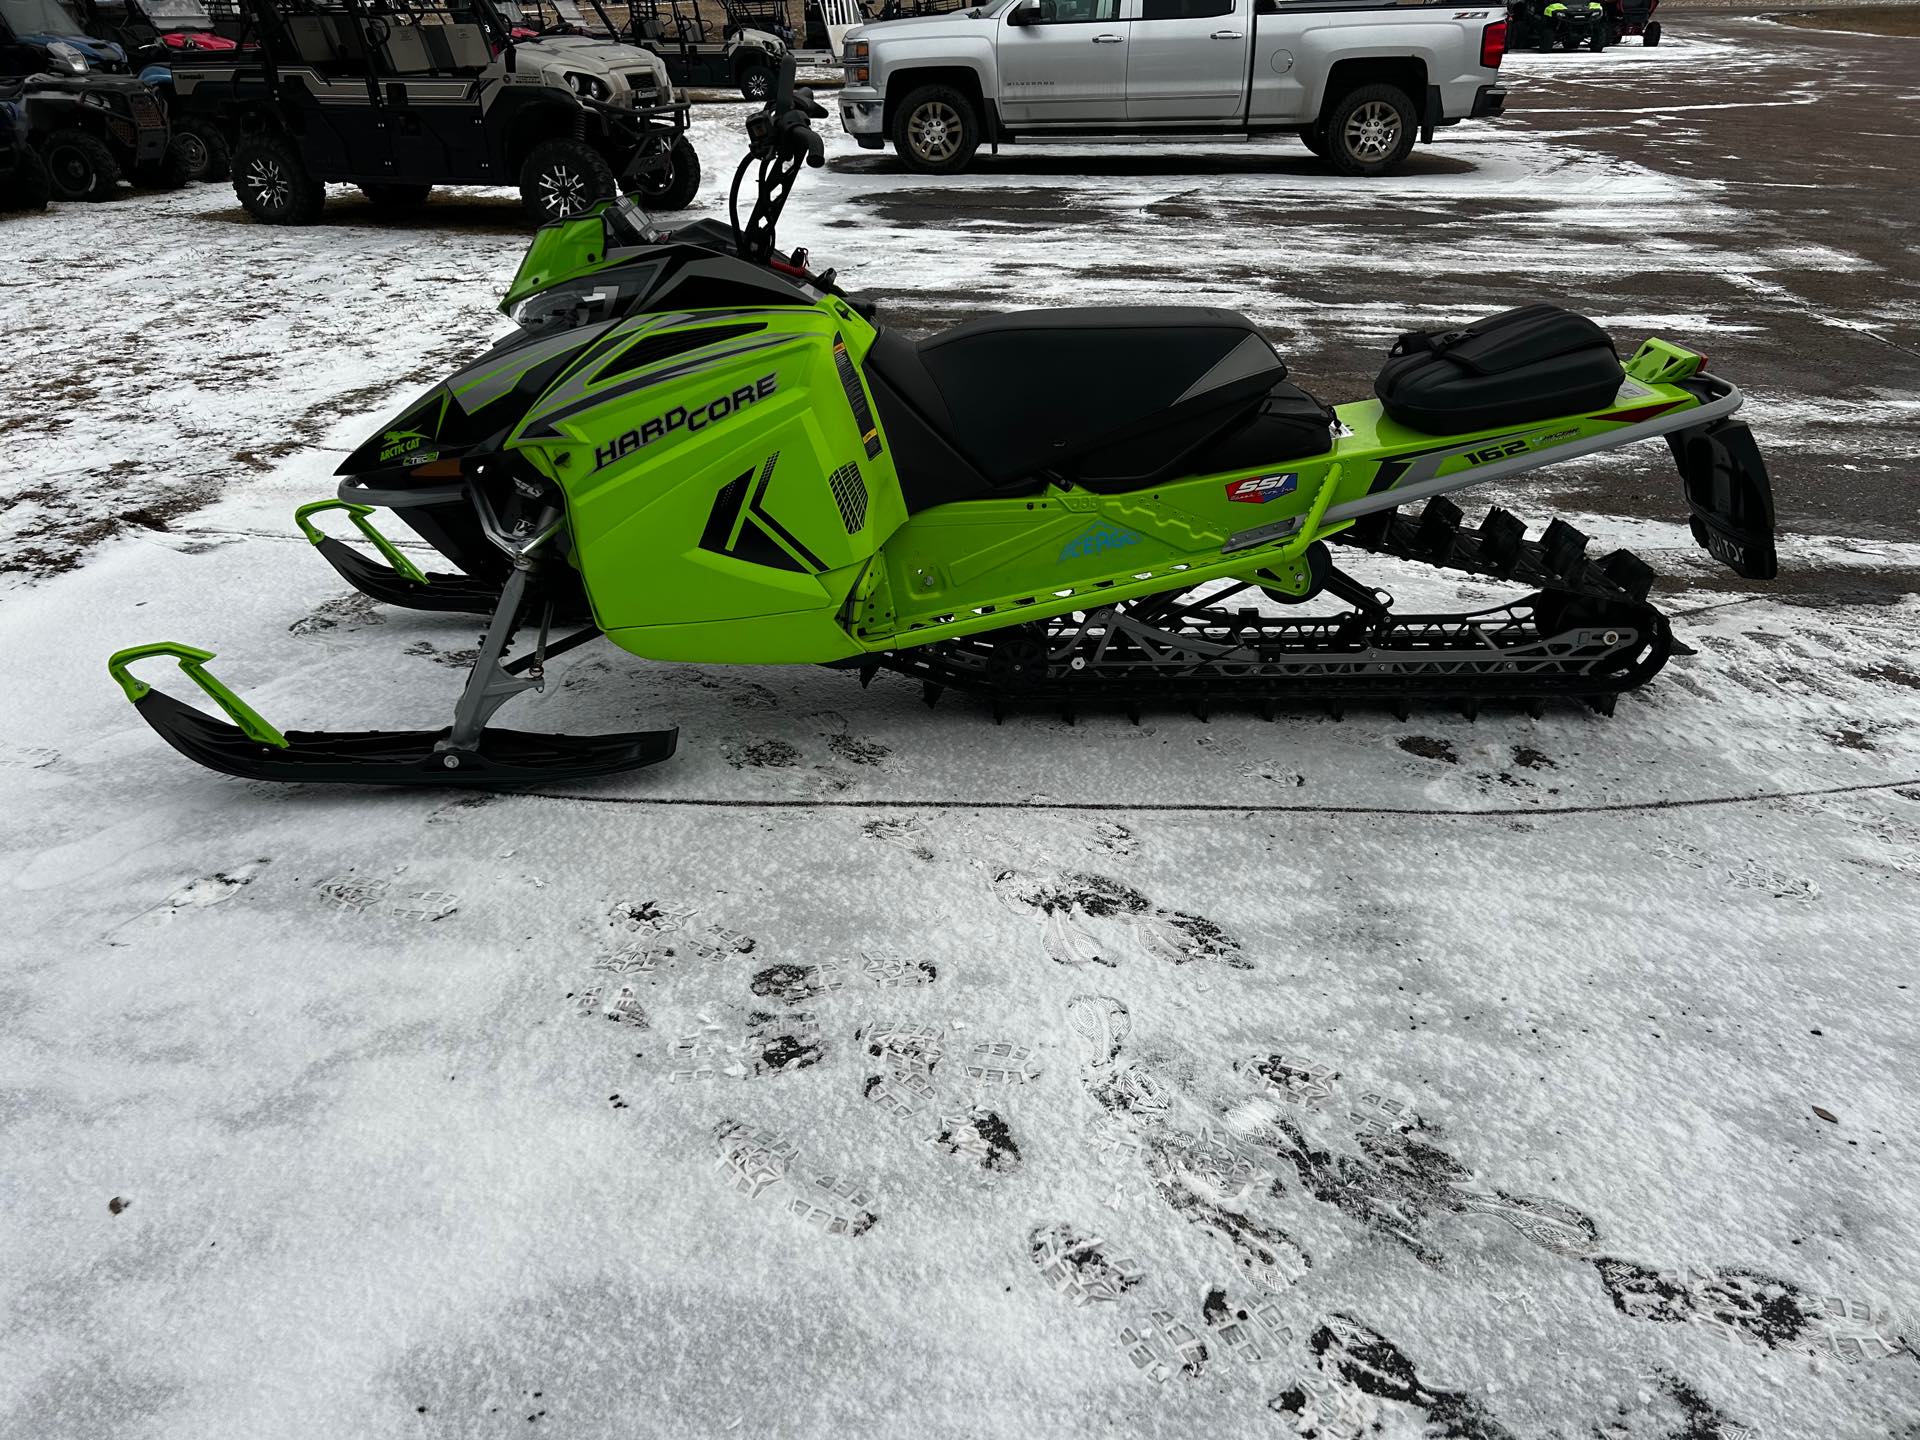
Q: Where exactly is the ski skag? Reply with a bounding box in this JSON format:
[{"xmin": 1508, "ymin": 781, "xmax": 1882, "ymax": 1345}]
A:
[{"xmin": 108, "ymin": 58, "xmax": 1779, "ymax": 788}]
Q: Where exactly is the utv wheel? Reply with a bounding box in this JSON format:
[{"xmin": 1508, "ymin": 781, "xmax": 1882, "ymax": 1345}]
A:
[
  {"xmin": 737, "ymin": 61, "xmax": 772, "ymax": 101},
  {"xmin": 519, "ymin": 136, "xmax": 616, "ymax": 223},
  {"xmin": 1321, "ymin": 84, "xmax": 1417, "ymax": 178},
  {"xmin": 233, "ymin": 132, "xmax": 325, "ymax": 224},
  {"xmin": 1643, "ymin": 19, "xmax": 1661, "ymax": 43},
  {"xmin": 2, "ymin": 147, "xmax": 52, "ymax": 211},
  {"xmin": 41, "ymin": 128, "xmax": 121, "ymax": 202},
  {"xmin": 360, "ymin": 181, "xmax": 434, "ymax": 210},
  {"xmin": 136, "ymin": 133, "xmax": 197, "ymax": 191},
  {"xmin": 891, "ymin": 83, "xmax": 978, "ymax": 175},
  {"xmin": 628, "ymin": 133, "xmax": 700, "ymax": 211},
  {"xmin": 175, "ymin": 120, "xmax": 230, "ymax": 182}
]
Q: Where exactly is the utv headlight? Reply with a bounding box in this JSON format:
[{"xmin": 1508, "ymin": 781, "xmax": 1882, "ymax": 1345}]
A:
[
  {"xmin": 47, "ymin": 41, "xmax": 89, "ymax": 74},
  {"xmin": 82, "ymin": 89, "xmax": 114, "ymax": 110},
  {"xmin": 562, "ymin": 71, "xmax": 610, "ymax": 102}
]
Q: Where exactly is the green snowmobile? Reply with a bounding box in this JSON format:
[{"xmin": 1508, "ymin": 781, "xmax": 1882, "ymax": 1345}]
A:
[{"xmin": 109, "ymin": 61, "xmax": 1777, "ymax": 787}]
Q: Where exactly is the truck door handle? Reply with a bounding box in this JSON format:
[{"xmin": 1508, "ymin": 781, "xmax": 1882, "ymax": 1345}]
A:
[
  {"xmin": 1210, "ymin": 28, "xmax": 1244, "ymax": 37},
  {"xmin": 1091, "ymin": 31, "xmax": 1123, "ymax": 41}
]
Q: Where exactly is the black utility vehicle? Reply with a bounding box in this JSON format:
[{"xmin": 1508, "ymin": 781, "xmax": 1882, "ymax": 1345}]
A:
[
  {"xmin": 0, "ymin": 88, "xmax": 53, "ymax": 206},
  {"xmin": 168, "ymin": 0, "xmax": 701, "ymax": 224},
  {"xmin": 1, "ymin": 0, "xmax": 193, "ymax": 197},
  {"xmin": 627, "ymin": 0, "xmax": 784, "ymax": 99},
  {"xmin": 73, "ymin": 0, "xmax": 244, "ymax": 177}
]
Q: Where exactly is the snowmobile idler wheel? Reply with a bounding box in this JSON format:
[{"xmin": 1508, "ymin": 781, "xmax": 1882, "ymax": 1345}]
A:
[
  {"xmin": 360, "ymin": 182, "xmax": 433, "ymax": 211},
  {"xmin": 738, "ymin": 62, "xmax": 773, "ymax": 102},
  {"xmin": 41, "ymin": 128, "xmax": 121, "ymax": 202},
  {"xmin": 233, "ymin": 132, "xmax": 325, "ymax": 224},
  {"xmin": 628, "ymin": 133, "xmax": 701, "ymax": 212},
  {"xmin": 520, "ymin": 136, "xmax": 616, "ymax": 223},
  {"xmin": 891, "ymin": 83, "xmax": 979, "ymax": 175},
  {"xmin": 136, "ymin": 133, "xmax": 197, "ymax": 192},
  {"xmin": 1321, "ymin": 83, "xmax": 1417, "ymax": 177}
]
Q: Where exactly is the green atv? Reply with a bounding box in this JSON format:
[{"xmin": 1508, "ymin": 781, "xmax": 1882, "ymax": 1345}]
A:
[{"xmin": 110, "ymin": 60, "xmax": 1778, "ymax": 787}]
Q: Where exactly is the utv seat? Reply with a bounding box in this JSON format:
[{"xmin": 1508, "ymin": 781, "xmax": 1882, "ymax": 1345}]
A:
[{"xmin": 864, "ymin": 307, "xmax": 1329, "ymax": 512}]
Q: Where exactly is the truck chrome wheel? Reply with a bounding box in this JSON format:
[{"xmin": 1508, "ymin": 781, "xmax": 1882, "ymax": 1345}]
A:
[
  {"xmin": 907, "ymin": 100, "xmax": 962, "ymax": 163},
  {"xmin": 1342, "ymin": 101, "xmax": 1401, "ymax": 162}
]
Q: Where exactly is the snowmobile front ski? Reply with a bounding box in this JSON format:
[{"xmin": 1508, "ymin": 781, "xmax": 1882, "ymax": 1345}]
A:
[{"xmin": 110, "ymin": 520, "xmax": 676, "ymax": 787}]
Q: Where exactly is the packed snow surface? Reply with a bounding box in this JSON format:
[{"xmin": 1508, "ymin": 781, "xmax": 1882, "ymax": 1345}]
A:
[{"xmin": 2, "ymin": 18, "xmax": 1918, "ymax": 1440}]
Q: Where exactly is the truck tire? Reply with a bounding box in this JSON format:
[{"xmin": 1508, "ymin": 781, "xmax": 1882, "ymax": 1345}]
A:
[
  {"xmin": 175, "ymin": 120, "xmax": 230, "ymax": 182},
  {"xmin": 360, "ymin": 182, "xmax": 434, "ymax": 210},
  {"xmin": 3, "ymin": 147, "xmax": 52, "ymax": 211},
  {"xmin": 891, "ymin": 83, "xmax": 978, "ymax": 174},
  {"xmin": 630, "ymin": 133, "xmax": 701, "ymax": 211},
  {"xmin": 41, "ymin": 128, "xmax": 121, "ymax": 202},
  {"xmin": 233, "ymin": 133, "xmax": 324, "ymax": 223},
  {"xmin": 737, "ymin": 61, "xmax": 773, "ymax": 101},
  {"xmin": 137, "ymin": 133, "xmax": 197, "ymax": 191},
  {"xmin": 520, "ymin": 137, "xmax": 617, "ymax": 222},
  {"xmin": 1319, "ymin": 84, "xmax": 1417, "ymax": 178}
]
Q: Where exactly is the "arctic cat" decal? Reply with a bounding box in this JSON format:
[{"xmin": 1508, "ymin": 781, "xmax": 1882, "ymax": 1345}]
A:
[
  {"xmin": 378, "ymin": 428, "xmax": 431, "ymax": 462},
  {"xmin": 1225, "ymin": 472, "xmax": 1298, "ymax": 504},
  {"xmin": 594, "ymin": 373, "xmax": 777, "ymax": 471},
  {"xmin": 1059, "ymin": 522, "xmax": 1143, "ymax": 563}
]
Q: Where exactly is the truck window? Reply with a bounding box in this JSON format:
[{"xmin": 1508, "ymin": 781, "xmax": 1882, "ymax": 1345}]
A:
[
  {"xmin": 1139, "ymin": 0, "xmax": 1232, "ymax": 17},
  {"xmin": 1029, "ymin": 0, "xmax": 1121, "ymax": 23}
]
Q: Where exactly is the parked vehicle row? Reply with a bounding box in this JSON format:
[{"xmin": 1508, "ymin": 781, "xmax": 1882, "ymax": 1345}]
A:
[{"xmin": 1507, "ymin": 0, "xmax": 1660, "ymax": 51}]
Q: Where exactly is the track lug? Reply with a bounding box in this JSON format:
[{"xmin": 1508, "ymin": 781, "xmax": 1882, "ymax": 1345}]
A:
[
  {"xmin": 1586, "ymin": 692, "xmax": 1618, "ymax": 717},
  {"xmin": 1541, "ymin": 518, "xmax": 1590, "ymax": 579},
  {"xmin": 1326, "ymin": 706, "xmax": 1344, "ymax": 722},
  {"xmin": 991, "ymin": 698, "xmax": 1006, "ymax": 725},
  {"xmin": 922, "ymin": 682, "xmax": 943, "ymax": 708},
  {"xmin": 1060, "ymin": 703, "xmax": 1076, "ymax": 726},
  {"xmin": 1414, "ymin": 497, "xmax": 1463, "ymax": 560},
  {"xmin": 1598, "ymin": 550, "xmax": 1656, "ymax": 602},
  {"xmin": 1392, "ymin": 700, "xmax": 1410, "ymax": 722},
  {"xmin": 1257, "ymin": 700, "xmax": 1275, "ymax": 723},
  {"xmin": 1457, "ymin": 698, "xmax": 1478, "ymax": 721},
  {"xmin": 1126, "ymin": 703, "xmax": 1142, "ymax": 726},
  {"xmin": 1349, "ymin": 508, "xmax": 1395, "ymax": 549},
  {"xmin": 859, "ymin": 660, "xmax": 879, "ymax": 688},
  {"xmin": 1527, "ymin": 699, "xmax": 1546, "ymax": 719},
  {"xmin": 1478, "ymin": 507, "xmax": 1526, "ymax": 576}
]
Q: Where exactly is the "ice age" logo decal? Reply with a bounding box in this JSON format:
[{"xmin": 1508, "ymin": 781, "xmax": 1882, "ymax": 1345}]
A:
[{"xmin": 1059, "ymin": 521, "xmax": 1143, "ymax": 563}]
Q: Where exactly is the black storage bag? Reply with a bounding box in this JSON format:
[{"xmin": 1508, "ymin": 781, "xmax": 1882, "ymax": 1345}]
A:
[{"xmin": 1374, "ymin": 304, "xmax": 1625, "ymax": 434}]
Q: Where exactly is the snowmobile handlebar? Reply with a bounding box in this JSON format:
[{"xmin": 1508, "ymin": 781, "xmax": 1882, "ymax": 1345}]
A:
[{"xmin": 730, "ymin": 55, "xmax": 826, "ymax": 263}]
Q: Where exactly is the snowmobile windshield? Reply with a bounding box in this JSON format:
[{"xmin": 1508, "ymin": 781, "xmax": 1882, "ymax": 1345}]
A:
[
  {"xmin": 142, "ymin": 0, "xmax": 214, "ymax": 27},
  {"xmin": 0, "ymin": 0, "xmax": 87, "ymax": 33}
]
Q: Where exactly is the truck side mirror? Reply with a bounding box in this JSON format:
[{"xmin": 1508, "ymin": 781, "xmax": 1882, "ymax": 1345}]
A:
[{"xmin": 1006, "ymin": 0, "xmax": 1040, "ymax": 25}]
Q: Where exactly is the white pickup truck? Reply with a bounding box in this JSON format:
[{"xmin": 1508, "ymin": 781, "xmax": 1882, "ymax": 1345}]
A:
[{"xmin": 836, "ymin": 0, "xmax": 1509, "ymax": 176}]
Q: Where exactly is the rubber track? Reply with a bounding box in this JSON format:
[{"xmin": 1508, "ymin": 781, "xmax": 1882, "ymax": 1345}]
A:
[{"xmin": 871, "ymin": 499, "xmax": 1675, "ymax": 719}]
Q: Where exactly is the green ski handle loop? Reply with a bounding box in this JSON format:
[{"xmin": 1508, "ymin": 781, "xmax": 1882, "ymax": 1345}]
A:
[
  {"xmin": 294, "ymin": 499, "xmax": 430, "ymax": 587},
  {"xmin": 107, "ymin": 644, "xmax": 292, "ymax": 749}
]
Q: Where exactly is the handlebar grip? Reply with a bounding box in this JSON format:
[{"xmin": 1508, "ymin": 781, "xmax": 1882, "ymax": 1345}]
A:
[{"xmin": 804, "ymin": 128, "xmax": 825, "ymax": 167}]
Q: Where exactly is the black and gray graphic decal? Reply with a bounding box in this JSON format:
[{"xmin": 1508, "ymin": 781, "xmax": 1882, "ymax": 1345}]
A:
[
  {"xmin": 833, "ymin": 334, "xmax": 882, "ymax": 461},
  {"xmin": 699, "ymin": 453, "xmax": 826, "ymax": 574}
]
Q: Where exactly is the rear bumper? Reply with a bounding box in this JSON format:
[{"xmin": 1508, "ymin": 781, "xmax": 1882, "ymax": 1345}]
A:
[{"xmin": 1472, "ymin": 84, "xmax": 1507, "ymax": 119}]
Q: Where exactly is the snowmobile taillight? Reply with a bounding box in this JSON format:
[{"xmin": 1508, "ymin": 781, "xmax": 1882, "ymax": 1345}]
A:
[{"xmin": 1481, "ymin": 19, "xmax": 1507, "ymax": 67}]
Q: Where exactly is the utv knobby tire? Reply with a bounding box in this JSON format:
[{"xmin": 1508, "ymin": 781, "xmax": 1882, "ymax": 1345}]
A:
[
  {"xmin": 519, "ymin": 137, "xmax": 616, "ymax": 223},
  {"xmin": 176, "ymin": 120, "xmax": 230, "ymax": 182},
  {"xmin": 41, "ymin": 128, "xmax": 121, "ymax": 202},
  {"xmin": 360, "ymin": 181, "xmax": 434, "ymax": 210},
  {"xmin": 1588, "ymin": 26, "xmax": 1604, "ymax": 49},
  {"xmin": 628, "ymin": 132, "xmax": 701, "ymax": 211},
  {"xmin": 233, "ymin": 133, "xmax": 325, "ymax": 224},
  {"xmin": 2, "ymin": 147, "xmax": 52, "ymax": 211},
  {"xmin": 136, "ymin": 133, "xmax": 197, "ymax": 192},
  {"xmin": 737, "ymin": 61, "xmax": 772, "ymax": 101},
  {"xmin": 1320, "ymin": 84, "xmax": 1417, "ymax": 178},
  {"xmin": 891, "ymin": 83, "xmax": 978, "ymax": 175},
  {"xmin": 1643, "ymin": 19, "xmax": 1661, "ymax": 43}
]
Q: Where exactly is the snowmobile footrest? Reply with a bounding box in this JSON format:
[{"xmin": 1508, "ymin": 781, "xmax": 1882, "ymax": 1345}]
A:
[{"xmin": 129, "ymin": 689, "xmax": 676, "ymax": 786}]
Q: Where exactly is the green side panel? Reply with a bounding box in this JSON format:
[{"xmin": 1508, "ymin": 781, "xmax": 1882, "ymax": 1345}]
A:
[{"xmin": 516, "ymin": 301, "xmax": 903, "ymax": 663}]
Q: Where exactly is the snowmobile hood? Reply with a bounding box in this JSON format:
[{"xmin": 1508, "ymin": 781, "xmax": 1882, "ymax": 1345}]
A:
[{"xmin": 337, "ymin": 321, "xmax": 621, "ymax": 479}]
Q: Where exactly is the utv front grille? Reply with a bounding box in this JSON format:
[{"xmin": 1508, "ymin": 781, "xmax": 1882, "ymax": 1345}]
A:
[
  {"xmin": 829, "ymin": 462, "xmax": 868, "ymax": 535},
  {"xmin": 128, "ymin": 92, "xmax": 165, "ymax": 128},
  {"xmin": 625, "ymin": 75, "xmax": 659, "ymax": 100}
]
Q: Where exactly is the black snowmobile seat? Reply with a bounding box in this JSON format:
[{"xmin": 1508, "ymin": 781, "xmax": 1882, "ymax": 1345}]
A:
[{"xmin": 865, "ymin": 307, "xmax": 1298, "ymax": 510}]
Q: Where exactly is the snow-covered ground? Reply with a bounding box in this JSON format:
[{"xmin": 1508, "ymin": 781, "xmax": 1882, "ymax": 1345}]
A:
[{"xmin": 3, "ymin": 19, "xmax": 1918, "ymax": 1439}]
